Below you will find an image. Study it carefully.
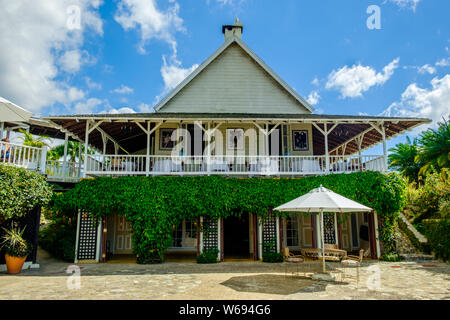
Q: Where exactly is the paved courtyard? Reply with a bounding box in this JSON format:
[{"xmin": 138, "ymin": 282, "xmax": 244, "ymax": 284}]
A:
[{"xmin": 0, "ymin": 249, "xmax": 449, "ymax": 300}]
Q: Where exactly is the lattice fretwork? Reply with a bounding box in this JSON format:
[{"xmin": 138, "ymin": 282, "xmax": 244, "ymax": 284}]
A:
[
  {"xmin": 202, "ymin": 217, "xmax": 218, "ymax": 251},
  {"xmin": 76, "ymin": 210, "xmax": 98, "ymax": 260}
]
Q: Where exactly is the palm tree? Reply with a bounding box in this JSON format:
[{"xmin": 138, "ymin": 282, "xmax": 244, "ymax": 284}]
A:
[
  {"xmin": 18, "ymin": 129, "xmax": 49, "ymax": 148},
  {"xmin": 50, "ymin": 141, "xmax": 94, "ymax": 162},
  {"xmin": 416, "ymin": 118, "xmax": 450, "ymax": 175},
  {"xmin": 49, "ymin": 141, "xmax": 94, "ymax": 178},
  {"xmin": 388, "ymin": 136, "xmax": 422, "ymax": 183}
]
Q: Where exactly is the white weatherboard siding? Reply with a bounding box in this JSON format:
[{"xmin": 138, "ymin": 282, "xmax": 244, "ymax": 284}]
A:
[{"xmin": 160, "ymin": 43, "xmax": 310, "ymax": 114}]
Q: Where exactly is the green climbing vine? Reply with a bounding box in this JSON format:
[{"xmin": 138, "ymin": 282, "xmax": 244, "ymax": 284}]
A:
[{"xmin": 50, "ymin": 172, "xmax": 406, "ymax": 263}]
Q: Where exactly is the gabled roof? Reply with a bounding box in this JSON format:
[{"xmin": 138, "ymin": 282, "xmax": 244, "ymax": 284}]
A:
[{"xmin": 154, "ymin": 36, "xmax": 314, "ymax": 113}]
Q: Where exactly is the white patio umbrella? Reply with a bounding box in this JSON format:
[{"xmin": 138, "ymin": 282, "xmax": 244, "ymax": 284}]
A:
[
  {"xmin": 274, "ymin": 185, "xmax": 372, "ymax": 273},
  {"xmin": 0, "ymin": 96, "xmax": 32, "ymax": 122}
]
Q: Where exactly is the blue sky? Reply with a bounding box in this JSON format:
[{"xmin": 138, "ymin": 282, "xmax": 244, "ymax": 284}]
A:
[{"xmin": 1, "ymin": 0, "xmax": 449, "ymax": 151}]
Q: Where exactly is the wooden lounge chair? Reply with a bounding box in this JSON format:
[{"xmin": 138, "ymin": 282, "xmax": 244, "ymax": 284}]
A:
[
  {"xmin": 341, "ymin": 249, "xmax": 364, "ymax": 284},
  {"xmin": 283, "ymin": 248, "xmax": 305, "ymax": 278},
  {"xmin": 341, "ymin": 249, "xmax": 364, "ymax": 267},
  {"xmin": 322, "ymin": 244, "xmax": 347, "ymax": 261},
  {"xmin": 283, "ymin": 248, "xmax": 304, "ymax": 263}
]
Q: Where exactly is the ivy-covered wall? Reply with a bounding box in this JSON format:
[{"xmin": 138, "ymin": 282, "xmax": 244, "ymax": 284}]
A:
[{"xmin": 51, "ymin": 172, "xmax": 406, "ymax": 263}]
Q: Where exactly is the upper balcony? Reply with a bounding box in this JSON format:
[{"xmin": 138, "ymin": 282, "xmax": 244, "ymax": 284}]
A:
[
  {"xmin": 0, "ymin": 138, "xmax": 386, "ymax": 180},
  {"xmin": 1, "ymin": 113, "xmax": 430, "ymax": 181}
]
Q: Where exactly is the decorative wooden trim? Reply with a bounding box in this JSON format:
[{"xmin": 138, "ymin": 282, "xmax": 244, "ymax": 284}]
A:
[
  {"xmin": 278, "ymin": 217, "xmax": 283, "ymax": 253},
  {"xmin": 101, "ymin": 216, "xmax": 107, "ymax": 262},
  {"xmin": 368, "ymin": 212, "xmax": 378, "ymax": 259},
  {"xmin": 196, "ymin": 216, "xmax": 201, "ymax": 255},
  {"xmin": 220, "ymin": 218, "xmax": 224, "ymax": 261},
  {"xmin": 311, "ymin": 214, "xmax": 316, "ymax": 249},
  {"xmin": 337, "ymin": 215, "xmax": 342, "ymax": 250},
  {"xmin": 252, "ymin": 214, "xmax": 258, "ymax": 260}
]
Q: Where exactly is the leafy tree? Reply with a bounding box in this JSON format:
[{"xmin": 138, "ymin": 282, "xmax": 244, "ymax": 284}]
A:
[
  {"xmin": 416, "ymin": 118, "xmax": 450, "ymax": 175},
  {"xmin": 388, "ymin": 136, "xmax": 422, "ymax": 183},
  {"xmin": 46, "ymin": 149, "xmax": 61, "ymax": 161}
]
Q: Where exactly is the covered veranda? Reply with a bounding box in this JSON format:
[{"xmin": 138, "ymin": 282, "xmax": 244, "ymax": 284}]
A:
[{"xmin": 33, "ymin": 112, "xmax": 430, "ymax": 178}]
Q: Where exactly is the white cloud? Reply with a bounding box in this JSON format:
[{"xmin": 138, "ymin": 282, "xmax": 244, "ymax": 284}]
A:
[
  {"xmin": 73, "ymin": 97, "xmax": 104, "ymax": 114},
  {"xmin": 325, "ymin": 58, "xmax": 400, "ymax": 98},
  {"xmin": 383, "ymin": 74, "xmax": 450, "ymax": 127},
  {"xmin": 311, "ymin": 77, "xmax": 320, "ymax": 86},
  {"xmin": 0, "ymin": 0, "xmax": 103, "ymax": 114},
  {"xmin": 215, "ymin": 0, "xmax": 235, "ymax": 4},
  {"xmin": 389, "ymin": 0, "xmax": 421, "ymax": 11},
  {"xmin": 59, "ymin": 50, "xmax": 82, "ymax": 73},
  {"xmin": 160, "ymin": 56, "xmax": 199, "ymax": 93},
  {"xmin": 208, "ymin": 0, "xmax": 245, "ymax": 6},
  {"xmin": 114, "ymin": 0, "xmax": 196, "ymax": 105},
  {"xmin": 136, "ymin": 103, "xmax": 153, "ymax": 113},
  {"xmin": 103, "ymin": 64, "xmax": 114, "ymax": 73},
  {"xmin": 68, "ymin": 87, "xmax": 85, "ymax": 102},
  {"xmin": 59, "ymin": 49, "xmax": 95, "ymax": 74},
  {"xmin": 417, "ymin": 64, "xmax": 436, "ymax": 75},
  {"xmin": 307, "ymin": 91, "xmax": 321, "ymax": 105},
  {"xmin": 436, "ymin": 58, "xmax": 450, "ymax": 67},
  {"xmin": 111, "ymin": 85, "xmax": 134, "ymax": 94},
  {"xmin": 85, "ymin": 77, "xmax": 102, "ymax": 90},
  {"xmin": 100, "ymin": 107, "xmax": 136, "ymax": 114},
  {"xmin": 114, "ymin": 0, "xmax": 184, "ymax": 56}
]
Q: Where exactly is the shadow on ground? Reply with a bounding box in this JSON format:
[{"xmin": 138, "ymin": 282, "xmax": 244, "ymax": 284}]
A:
[{"xmin": 220, "ymin": 274, "xmax": 331, "ymax": 295}]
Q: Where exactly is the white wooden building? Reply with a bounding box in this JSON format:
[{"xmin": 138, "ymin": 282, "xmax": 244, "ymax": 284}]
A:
[{"xmin": 1, "ymin": 19, "xmax": 430, "ymax": 263}]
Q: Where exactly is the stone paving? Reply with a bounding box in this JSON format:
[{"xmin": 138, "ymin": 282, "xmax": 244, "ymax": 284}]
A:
[{"xmin": 0, "ymin": 250, "xmax": 449, "ymax": 300}]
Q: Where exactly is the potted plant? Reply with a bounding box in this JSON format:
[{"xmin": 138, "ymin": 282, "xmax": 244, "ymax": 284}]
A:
[{"xmin": 1, "ymin": 226, "xmax": 32, "ymax": 274}]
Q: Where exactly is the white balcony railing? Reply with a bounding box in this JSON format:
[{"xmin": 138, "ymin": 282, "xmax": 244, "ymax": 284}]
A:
[
  {"xmin": 0, "ymin": 141, "xmax": 44, "ymax": 171},
  {"xmin": 46, "ymin": 160, "xmax": 81, "ymax": 182},
  {"xmin": 0, "ymin": 139, "xmax": 387, "ymax": 178},
  {"xmin": 85, "ymin": 154, "xmax": 386, "ymax": 177},
  {"xmin": 329, "ymin": 155, "xmax": 387, "ymax": 173}
]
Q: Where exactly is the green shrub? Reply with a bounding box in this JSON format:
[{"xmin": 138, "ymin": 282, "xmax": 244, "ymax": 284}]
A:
[
  {"xmin": 380, "ymin": 252, "xmax": 404, "ymax": 262},
  {"xmin": 51, "ymin": 172, "xmax": 406, "ymax": 263},
  {"xmin": 262, "ymin": 252, "xmax": 284, "ymax": 263},
  {"xmin": 39, "ymin": 219, "xmax": 77, "ymax": 262},
  {"xmin": 197, "ymin": 248, "xmax": 219, "ymax": 264},
  {"xmin": 418, "ymin": 219, "xmax": 450, "ymax": 261},
  {"xmin": 0, "ymin": 164, "xmax": 53, "ymax": 224},
  {"xmin": 405, "ymin": 170, "xmax": 449, "ymax": 224}
]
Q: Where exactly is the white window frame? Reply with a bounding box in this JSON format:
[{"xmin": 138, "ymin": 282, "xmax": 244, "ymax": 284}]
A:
[
  {"xmin": 169, "ymin": 219, "xmax": 198, "ymax": 251},
  {"xmin": 283, "ymin": 215, "xmax": 301, "ymax": 250}
]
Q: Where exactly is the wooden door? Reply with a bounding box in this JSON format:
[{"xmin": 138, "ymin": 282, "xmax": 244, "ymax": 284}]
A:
[
  {"xmin": 115, "ymin": 215, "xmax": 133, "ymax": 254},
  {"xmin": 338, "ymin": 214, "xmax": 352, "ymax": 250},
  {"xmin": 300, "ymin": 215, "xmax": 313, "ymax": 248}
]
